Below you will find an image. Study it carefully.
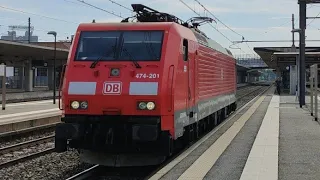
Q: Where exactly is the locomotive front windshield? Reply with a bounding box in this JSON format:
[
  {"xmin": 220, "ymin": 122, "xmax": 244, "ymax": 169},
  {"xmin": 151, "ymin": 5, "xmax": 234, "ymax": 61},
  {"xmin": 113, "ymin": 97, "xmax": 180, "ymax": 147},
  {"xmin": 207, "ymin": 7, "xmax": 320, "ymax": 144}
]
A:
[{"xmin": 75, "ymin": 31, "xmax": 164, "ymax": 61}]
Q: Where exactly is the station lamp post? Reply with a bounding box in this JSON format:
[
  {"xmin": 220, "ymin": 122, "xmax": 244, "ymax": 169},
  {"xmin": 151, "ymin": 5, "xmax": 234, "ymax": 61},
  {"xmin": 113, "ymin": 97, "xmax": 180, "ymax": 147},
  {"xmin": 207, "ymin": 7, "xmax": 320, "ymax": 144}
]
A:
[
  {"xmin": 291, "ymin": 28, "xmax": 304, "ymax": 108},
  {"xmin": 47, "ymin": 31, "xmax": 57, "ymax": 104}
]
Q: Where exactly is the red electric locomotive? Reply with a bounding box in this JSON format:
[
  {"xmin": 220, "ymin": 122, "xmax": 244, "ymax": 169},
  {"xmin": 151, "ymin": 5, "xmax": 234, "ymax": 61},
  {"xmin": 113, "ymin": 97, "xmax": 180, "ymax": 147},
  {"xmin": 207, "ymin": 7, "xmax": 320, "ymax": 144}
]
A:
[{"xmin": 55, "ymin": 4, "xmax": 237, "ymax": 167}]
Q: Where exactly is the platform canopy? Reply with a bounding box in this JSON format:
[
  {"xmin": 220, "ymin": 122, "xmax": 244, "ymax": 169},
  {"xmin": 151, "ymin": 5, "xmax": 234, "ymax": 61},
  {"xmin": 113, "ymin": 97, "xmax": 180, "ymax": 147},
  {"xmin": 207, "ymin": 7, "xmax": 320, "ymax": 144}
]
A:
[
  {"xmin": 254, "ymin": 46, "xmax": 320, "ymax": 70},
  {"xmin": 236, "ymin": 63, "xmax": 251, "ymax": 72},
  {"xmin": 247, "ymin": 69, "xmax": 262, "ymax": 76},
  {"xmin": 0, "ymin": 39, "xmax": 69, "ymax": 65}
]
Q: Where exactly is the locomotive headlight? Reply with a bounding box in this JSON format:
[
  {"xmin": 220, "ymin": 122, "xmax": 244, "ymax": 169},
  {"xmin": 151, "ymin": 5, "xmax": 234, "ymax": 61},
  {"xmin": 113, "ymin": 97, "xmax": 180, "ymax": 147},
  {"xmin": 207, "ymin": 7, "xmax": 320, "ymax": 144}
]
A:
[
  {"xmin": 71, "ymin": 101, "xmax": 80, "ymax": 109},
  {"xmin": 147, "ymin": 102, "xmax": 156, "ymax": 110},
  {"xmin": 80, "ymin": 101, "xmax": 88, "ymax": 109},
  {"xmin": 138, "ymin": 102, "xmax": 147, "ymax": 110}
]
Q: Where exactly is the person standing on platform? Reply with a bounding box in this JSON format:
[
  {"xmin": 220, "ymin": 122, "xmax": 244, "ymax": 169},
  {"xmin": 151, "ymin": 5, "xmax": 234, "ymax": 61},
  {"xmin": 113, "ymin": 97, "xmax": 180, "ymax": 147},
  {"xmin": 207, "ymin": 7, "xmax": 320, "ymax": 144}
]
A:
[{"xmin": 276, "ymin": 77, "xmax": 281, "ymax": 95}]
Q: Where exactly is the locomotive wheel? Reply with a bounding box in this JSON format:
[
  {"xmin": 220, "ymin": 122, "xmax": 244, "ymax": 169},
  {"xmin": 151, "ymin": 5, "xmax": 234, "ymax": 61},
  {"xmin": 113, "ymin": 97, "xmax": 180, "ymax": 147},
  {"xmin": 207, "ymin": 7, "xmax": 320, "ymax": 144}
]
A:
[
  {"xmin": 214, "ymin": 112, "xmax": 218, "ymax": 127},
  {"xmin": 224, "ymin": 107, "xmax": 228, "ymax": 118},
  {"xmin": 182, "ymin": 126, "xmax": 195, "ymax": 146},
  {"xmin": 55, "ymin": 138, "xmax": 67, "ymax": 153},
  {"xmin": 231, "ymin": 103, "xmax": 237, "ymax": 112},
  {"xmin": 217, "ymin": 110, "xmax": 222, "ymax": 124},
  {"xmin": 195, "ymin": 123, "xmax": 199, "ymax": 139}
]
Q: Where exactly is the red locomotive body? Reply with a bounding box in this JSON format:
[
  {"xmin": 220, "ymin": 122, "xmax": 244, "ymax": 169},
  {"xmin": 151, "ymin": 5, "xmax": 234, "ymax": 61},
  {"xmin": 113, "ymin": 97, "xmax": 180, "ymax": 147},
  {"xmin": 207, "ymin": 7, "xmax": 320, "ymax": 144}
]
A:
[{"xmin": 55, "ymin": 4, "xmax": 236, "ymax": 167}]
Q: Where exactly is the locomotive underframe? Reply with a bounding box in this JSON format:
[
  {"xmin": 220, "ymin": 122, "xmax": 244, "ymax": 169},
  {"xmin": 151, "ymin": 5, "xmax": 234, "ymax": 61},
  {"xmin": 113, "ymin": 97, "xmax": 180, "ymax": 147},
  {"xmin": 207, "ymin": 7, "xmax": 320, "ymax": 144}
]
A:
[
  {"xmin": 55, "ymin": 115, "xmax": 172, "ymax": 156},
  {"xmin": 54, "ymin": 102, "xmax": 237, "ymax": 166}
]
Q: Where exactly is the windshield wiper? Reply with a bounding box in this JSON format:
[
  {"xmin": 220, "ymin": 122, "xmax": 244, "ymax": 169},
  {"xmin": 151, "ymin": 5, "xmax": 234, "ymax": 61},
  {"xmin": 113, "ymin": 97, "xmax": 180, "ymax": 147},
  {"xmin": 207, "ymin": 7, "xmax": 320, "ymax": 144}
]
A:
[
  {"xmin": 90, "ymin": 45, "xmax": 117, "ymax": 69},
  {"xmin": 133, "ymin": 60, "xmax": 142, "ymax": 69},
  {"xmin": 90, "ymin": 56, "xmax": 103, "ymax": 69},
  {"xmin": 90, "ymin": 38, "xmax": 118, "ymax": 69},
  {"xmin": 122, "ymin": 48, "xmax": 141, "ymax": 69}
]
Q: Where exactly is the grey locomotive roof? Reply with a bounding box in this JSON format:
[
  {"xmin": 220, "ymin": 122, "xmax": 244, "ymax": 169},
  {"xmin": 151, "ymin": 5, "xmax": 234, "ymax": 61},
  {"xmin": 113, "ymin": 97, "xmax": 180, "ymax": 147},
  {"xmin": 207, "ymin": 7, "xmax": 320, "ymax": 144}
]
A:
[{"xmin": 191, "ymin": 29, "xmax": 234, "ymax": 58}]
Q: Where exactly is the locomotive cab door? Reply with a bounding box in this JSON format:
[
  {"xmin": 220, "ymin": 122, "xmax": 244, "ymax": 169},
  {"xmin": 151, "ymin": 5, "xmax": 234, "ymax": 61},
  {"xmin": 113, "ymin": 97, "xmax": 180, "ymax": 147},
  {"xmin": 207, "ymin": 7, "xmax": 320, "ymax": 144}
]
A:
[
  {"xmin": 183, "ymin": 39, "xmax": 197, "ymax": 142},
  {"xmin": 183, "ymin": 40, "xmax": 190, "ymax": 117},
  {"xmin": 183, "ymin": 40, "xmax": 195, "ymax": 119},
  {"xmin": 183, "ymin": 39, "xmax": 195, "ymax": 117}
]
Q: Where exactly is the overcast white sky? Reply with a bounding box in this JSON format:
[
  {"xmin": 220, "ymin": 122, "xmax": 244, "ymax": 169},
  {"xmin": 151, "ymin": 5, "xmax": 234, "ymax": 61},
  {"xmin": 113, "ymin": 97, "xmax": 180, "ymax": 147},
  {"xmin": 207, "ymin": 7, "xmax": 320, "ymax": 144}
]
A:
[{"xmin": 1, "ymin": 0, "xmax": 320, "ymax": 56}]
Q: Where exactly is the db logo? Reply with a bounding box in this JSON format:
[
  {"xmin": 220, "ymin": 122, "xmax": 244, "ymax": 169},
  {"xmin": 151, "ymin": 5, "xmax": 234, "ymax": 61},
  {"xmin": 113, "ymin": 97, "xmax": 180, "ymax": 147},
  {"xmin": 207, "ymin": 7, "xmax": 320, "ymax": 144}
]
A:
[{"xmin": 103, "ymin": 82, "xmax": 122, "ymax": 95}]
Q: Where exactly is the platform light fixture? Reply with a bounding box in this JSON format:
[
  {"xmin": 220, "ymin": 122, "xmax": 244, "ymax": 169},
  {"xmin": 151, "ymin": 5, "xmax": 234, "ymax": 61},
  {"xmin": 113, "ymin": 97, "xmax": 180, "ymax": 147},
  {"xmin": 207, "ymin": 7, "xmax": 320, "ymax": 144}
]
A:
[
  {"xmin": 47, "ymin": 31, "xmax": 57, "ymax": 104},
  {"xmin": 291, "ymin": 28, "xmax": 302, "ymax": 33}
]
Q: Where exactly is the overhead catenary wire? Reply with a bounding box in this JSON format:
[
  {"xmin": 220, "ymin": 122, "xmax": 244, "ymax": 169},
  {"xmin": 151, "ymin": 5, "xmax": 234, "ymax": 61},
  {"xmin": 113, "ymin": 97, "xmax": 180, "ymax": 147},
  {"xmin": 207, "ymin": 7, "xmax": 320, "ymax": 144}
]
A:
[
  {"xmin": 193, "ymin": 0, "xmax": 244, "ymax": 38},
  {"xmin": 107, "ymin": 0, "xmax": 133, "ymax": 12},
  {"xmin": 307, "ymin": 11, "xmax": 320, "ymax": 27},
  {"xmin": 178, "ymin": 0, "xmax": 247, "ymax": 53},
  {"xmin": 0, "ymin": 5, "xmax": 78, "ymax": 24},
  {"xmin": 76, "ymin": 0, "xmax": 124, "ymax": 18},
  {"xmin": 64, "ymin": 0, "xmax": 132, "ymax": 14},
  {"xmin": 193, "ymin": 0, "xmax": 258, "ymax": 55},
  {"xmin": 0, "ymin": 19, "xmax": 71, "ymax": 36},
  {"xmin": 233, "ymin": 39, "xmax": 320, "ymax": 43},
  {"xmin": 262, "ymin": 19, "xmax": 297, "ymax": 35},
  {"xmin": 63, "ymin": 0, "xmax": 83, "ymax": 6},
  {"xmin": 245, "ymin": 42, "xmax": 257, "ymax": 55}
]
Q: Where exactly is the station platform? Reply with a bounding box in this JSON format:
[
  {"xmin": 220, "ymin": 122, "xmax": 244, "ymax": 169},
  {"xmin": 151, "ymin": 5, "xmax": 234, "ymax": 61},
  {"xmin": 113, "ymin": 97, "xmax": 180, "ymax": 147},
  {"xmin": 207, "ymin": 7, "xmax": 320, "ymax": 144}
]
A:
[
  {"xmin": 0, "ymin": 90, "xmax": 59, "ymax": 104},
  {"xmin": 0, "ymin": 100, "xmax": 60, "ymax": 134},
  {"xmin": 150, "ymin": 87, "xmax": 320, "ymax": 180}
]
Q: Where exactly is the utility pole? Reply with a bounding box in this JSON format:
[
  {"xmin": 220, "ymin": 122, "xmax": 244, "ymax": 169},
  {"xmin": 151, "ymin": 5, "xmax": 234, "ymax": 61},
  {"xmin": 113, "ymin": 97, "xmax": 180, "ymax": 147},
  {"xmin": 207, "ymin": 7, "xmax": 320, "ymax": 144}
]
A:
[
  {"xmin": 28, "ymin": 17, "xmax": 31, "ymax": 43},
  {"xmin": 53, "ymin": 35, "xmax": 56, "ymax": 104},
  {"xmin": 292, "ymin": 14, "xmax": 295, "ymax": 48},
  {"xmin": 299, "ymin": 0, "xmax": 306, "ymax": 108},
  {"xmin": 295, "ymin": 0, "xmax": 320, "ymax": 107},
  {"xmin": 47, "ymin": 31, "xmax": 57, "ymax": 104}
]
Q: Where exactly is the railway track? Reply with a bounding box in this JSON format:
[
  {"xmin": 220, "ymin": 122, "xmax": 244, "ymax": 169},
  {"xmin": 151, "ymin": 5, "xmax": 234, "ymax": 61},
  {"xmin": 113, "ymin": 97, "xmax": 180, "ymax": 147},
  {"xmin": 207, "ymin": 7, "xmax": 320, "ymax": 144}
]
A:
[
  {"xmin": 66, "ymin": 165, "xmax": 100, "ymax": 180},
  {"xmin": 0, "ymin": 123, "xmax": 57, "ymax": 143},
  {"xmin": 0, "ymin": 135, "xmax": 55, "ymax": 169},
  {"xmin": 237, "ymin": 86, "xmax": 265, "ymax": 100},
  {"xmin": 65, "ymin": 85, "xmax": 272, "ymax": 180}
]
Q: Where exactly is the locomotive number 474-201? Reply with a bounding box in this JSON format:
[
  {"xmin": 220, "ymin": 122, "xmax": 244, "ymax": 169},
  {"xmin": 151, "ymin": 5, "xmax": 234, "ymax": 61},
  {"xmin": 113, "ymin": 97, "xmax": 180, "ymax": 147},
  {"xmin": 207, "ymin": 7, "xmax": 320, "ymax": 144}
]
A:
[{"xmin": 135, "ymin": 73, "xmax": 160, "ymax": 79}]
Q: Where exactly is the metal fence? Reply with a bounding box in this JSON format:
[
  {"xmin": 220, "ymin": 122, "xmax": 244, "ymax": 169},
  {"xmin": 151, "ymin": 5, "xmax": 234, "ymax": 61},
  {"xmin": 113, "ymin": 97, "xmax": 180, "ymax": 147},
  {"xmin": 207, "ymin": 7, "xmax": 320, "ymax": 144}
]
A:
[{"xmin": 0, "ymin": 76, "xmax": 22, "ymax": 89}]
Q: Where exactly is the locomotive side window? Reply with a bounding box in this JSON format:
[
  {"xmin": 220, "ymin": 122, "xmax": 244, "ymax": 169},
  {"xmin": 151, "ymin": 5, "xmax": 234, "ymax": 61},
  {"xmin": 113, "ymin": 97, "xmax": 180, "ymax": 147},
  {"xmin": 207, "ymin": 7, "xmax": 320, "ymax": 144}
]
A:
[
  {"xmin": 75, "ymin": 31, "xmax": 164, "ymax": 61},
  {"xmin": 183, "ymin": 39, "xmax": 188, "ymax": 61}
]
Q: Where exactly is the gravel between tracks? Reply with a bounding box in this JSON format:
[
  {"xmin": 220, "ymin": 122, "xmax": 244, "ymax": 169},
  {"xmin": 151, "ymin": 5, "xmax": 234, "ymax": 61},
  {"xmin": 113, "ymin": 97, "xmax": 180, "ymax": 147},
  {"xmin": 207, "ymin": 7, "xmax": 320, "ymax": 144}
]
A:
[{"xmin": 0, "ymin": 150, "xmax": 92, "ymax": 180}]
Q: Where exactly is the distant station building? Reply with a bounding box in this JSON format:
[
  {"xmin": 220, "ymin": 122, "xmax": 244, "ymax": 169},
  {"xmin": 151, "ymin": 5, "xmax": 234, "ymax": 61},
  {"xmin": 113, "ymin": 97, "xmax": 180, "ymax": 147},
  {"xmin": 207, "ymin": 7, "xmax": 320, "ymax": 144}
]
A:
[
  {"xmin": 235, "ymin": 54, "xmax": 276, "ymax": 83},
  {"xmin": 1, "ymin": 25, "xmax": 39, "ymax": 43},
  {"xmin": 1, "ymin": 30, "xmax": 38, "ymax": 42},
  {"xmin": 0, "ymin": 40, "xmax": 70, "ymax": 91},
  {"xmin": 0, "ymin": 24, "xmax": 73, "ymax": 91}
]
